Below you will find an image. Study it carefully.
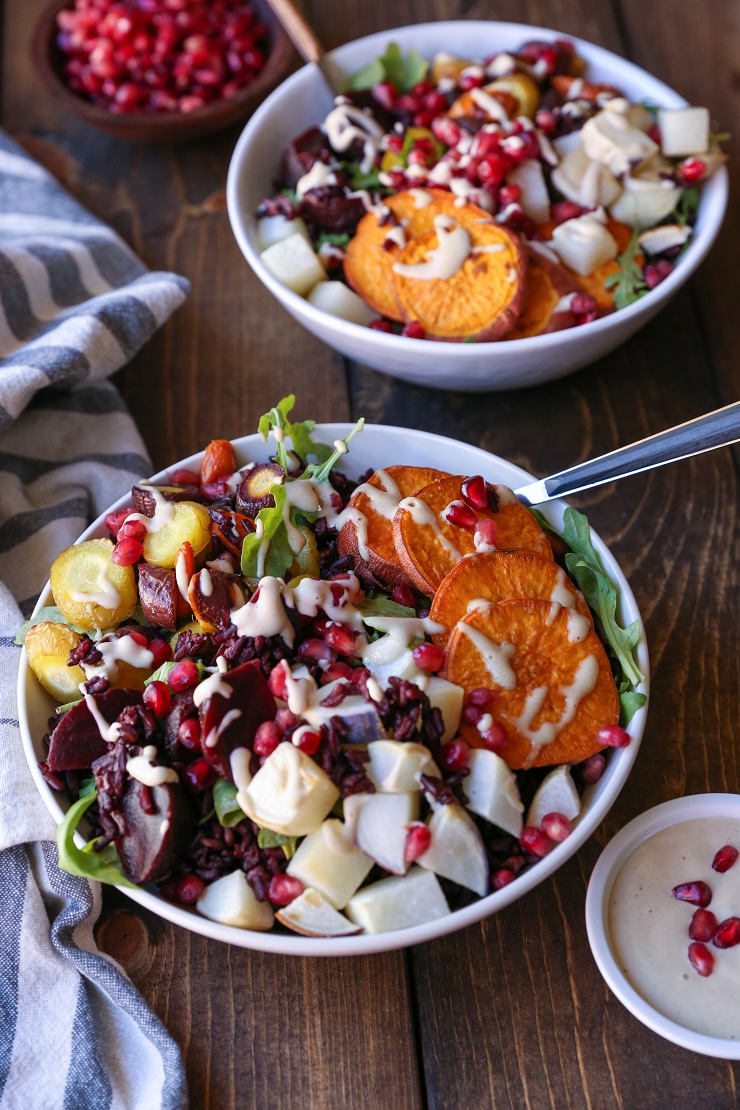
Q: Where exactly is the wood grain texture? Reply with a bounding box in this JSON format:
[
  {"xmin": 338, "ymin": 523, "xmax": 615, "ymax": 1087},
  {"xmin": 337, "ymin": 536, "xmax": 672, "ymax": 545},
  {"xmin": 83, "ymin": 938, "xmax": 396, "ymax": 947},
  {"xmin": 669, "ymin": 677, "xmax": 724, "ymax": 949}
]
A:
[{"xmin": 3, "ymin": 0, "xmax": 740, "ymax": 1105}]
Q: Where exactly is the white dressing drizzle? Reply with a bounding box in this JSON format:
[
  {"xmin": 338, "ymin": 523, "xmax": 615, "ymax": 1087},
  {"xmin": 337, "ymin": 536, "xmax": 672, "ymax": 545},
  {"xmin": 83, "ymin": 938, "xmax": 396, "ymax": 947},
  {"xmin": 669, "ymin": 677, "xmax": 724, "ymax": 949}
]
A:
[
  {"xmin": 397, "ymin": 496, "xmax": 461, "ymax": 560},
  {"xmin": 508, "ymin": 654, "xmax": 599, "ymax": 764},
  {"xmin": 81, "ymin": 633, "xmax": 154, "ymax": 684},
  {"xmin": 295, "ymin": 161, "xmax": 338, "ymax": 199},
  {"xmin": 193, "ymin": 671, "xmax": 233, "ymax": 709},
  {"xmin": 126, "ymin": 745, "xmax": 179, "ymax": 786},
  {"xmin": 175, "ymin": 548, "xmax": 192, "ymax": 603},
  {"xmin": 204, "ymin": 708, "xmax": 242, "ymax": 749},
  {"xmin": 470, "ymin": 87, "xmax": 510, "ymax": 123},
  {"xmin": 71, "ymin": 561, "xmax": 122, "ymax": 611},
  {"xmin": 393, "ymin": 216, "xmax": 471, "ymax": 281},
  {"xmin": 323, "ymin": 99, "xmax": 385, "ymax": 173},
  {"xmin": 231, "ymin": 576, "xmax": 297, "ymax": 645},
  {"xmin": 408, "ymin": 188, "xmax": 433, "ymax": 208},
  {"xmin": 459, "ymin": 624, "xmax": 516, "ymax": 689},
  {"xmin": 123, "ymin": 484, "xmax": 175, "ymax": 534},
  {"xmin": 199, "ymin": 568, "xmax": 213, "ymax": 597}
]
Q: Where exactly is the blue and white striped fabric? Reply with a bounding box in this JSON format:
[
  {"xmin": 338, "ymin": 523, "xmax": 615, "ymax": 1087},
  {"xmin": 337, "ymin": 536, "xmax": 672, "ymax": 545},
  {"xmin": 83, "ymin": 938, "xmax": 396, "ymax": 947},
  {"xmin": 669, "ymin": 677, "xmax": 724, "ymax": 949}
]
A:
[{"xmin": 0, "ymin": 130, "xmax": 189, "ymax": 1110}]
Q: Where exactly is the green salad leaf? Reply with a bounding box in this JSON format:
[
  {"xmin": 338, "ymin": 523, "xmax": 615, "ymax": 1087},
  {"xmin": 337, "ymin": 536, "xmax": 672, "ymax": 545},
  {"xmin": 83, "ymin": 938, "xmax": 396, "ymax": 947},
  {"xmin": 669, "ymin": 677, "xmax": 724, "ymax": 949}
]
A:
[
  {"xmin": 346, "ymin": 41, "xmax": 428, "ymax": 93},
  {"xmin": 315, "ymin": 231, "xmax": 351, "ymax": 250},
  {"xmin": 56, "ymin": 697, "xmax": 84, "ymax": 715},
  {"xmin": 257, "ymin": 827, "xmax": 298, "ymax": 859},
  {"xmin": 241, "ymin": 483, "xmax": 295, "ymax": 579},
  {"xmin": 15, "ymin": 606, "xmax": 89, "ymax": 645},
  {"xmin": 57, "ymin": 790, "xmax": 136, "ymax": 888},
  {"xmin": 604, "ymin": 223, "xmax": 647, "ymax": 309},
  {"xmin": 258, "ymin": 394, "xmax": 334, "ymax": 470},
  {"xmin": 673, "ymin": 185, "xmax": 701, "ymax": 226},
  {"xmin": 300, "ymin": 418, "xmax": 365, "ymax": 483},
  {"xmin": 213, "ymin": 778, "xmax": 248, "ymax": 828},
  {"xmin": 360, "ymin": 595, "xmax": 416, "ymax": 619}
]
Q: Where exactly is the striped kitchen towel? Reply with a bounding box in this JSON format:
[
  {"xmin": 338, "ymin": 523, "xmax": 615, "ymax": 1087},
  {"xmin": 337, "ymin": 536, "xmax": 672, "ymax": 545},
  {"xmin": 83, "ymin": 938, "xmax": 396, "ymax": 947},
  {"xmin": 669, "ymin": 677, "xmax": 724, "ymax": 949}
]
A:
[{"xmin": 0, "ymin": 130, "xmax": 189, "ymax": 1110}]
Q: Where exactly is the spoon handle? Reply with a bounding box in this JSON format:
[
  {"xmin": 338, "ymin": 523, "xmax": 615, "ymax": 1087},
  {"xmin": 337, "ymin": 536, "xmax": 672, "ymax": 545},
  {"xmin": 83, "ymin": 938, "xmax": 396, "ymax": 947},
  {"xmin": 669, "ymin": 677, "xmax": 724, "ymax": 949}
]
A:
[
  {"xmin": 264, "ymin": 0, "xmax": 343, "ymax": 94},
  {"xmin": 515, "ymin": 400, "xmax": 740, "ymax": 505}
]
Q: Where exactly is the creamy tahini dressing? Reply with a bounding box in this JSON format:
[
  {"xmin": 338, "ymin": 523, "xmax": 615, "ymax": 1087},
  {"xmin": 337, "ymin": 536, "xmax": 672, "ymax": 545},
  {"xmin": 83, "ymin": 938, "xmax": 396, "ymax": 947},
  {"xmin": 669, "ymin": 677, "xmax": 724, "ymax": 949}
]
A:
[
  {"xmin": 393, "ymin": 216, "xmax": 472, "ymax": 281},
  {"xmin": 204, "ymin": 708, "xmax": 242, "ymax": 749},
  {"xmin": 323, "ymin": 98, "xmax": 385, "ymax": 174},
  {"xmin": 470, "ymin": 87, "xmax": 510, "ymax": 123},
  {"xmin": 81, "ymin": 633, "xmax": 154, "ymax": 684},
  {"xmin": 408, "ymin": 188, "xmax": 433, "ymax": 208},
  {"xmin": 123, "ymin": 484, "xmax": 175, "ymax": 534},
  {"xmin": 509, "ymin": 654, "xmax": 599, "ymax": 764},
  {"xmin": 397, "ymin": 496, "xmax": 461, "ymax": 561},
  {"xmin": 609, "ymin": 818, "xmax": 740, "ymax": 1039},
  {"xmin": 175, "ymin": 548, "xmax": 192, "ymax": 603},
  {"xmin": 126, "ymin": 744, "xmax": 179, "ymax": 786},
  {"xmin": 192, "ymin": 671, "xmax": 232, "ymax": 709},
  {"xmin": 459, "ymin": 624, "xmax": 516, "ymax": 689}
]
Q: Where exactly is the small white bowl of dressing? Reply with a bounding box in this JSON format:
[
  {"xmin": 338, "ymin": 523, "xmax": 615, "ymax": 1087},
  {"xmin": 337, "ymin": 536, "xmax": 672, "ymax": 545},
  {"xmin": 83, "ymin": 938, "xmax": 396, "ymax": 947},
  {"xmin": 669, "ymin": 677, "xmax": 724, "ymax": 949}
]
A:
[{"xmin": 586, "ymin": 794, "xmax": 740, "ymax": 1058}]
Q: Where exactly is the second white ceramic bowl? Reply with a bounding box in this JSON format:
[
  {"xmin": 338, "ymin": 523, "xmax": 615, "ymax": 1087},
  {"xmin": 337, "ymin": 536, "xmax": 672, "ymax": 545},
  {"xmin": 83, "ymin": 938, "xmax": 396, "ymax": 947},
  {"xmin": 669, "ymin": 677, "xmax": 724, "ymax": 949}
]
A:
[{"xmin": 226, "ymin": 20, "xmax": 728, "ymax": 392}]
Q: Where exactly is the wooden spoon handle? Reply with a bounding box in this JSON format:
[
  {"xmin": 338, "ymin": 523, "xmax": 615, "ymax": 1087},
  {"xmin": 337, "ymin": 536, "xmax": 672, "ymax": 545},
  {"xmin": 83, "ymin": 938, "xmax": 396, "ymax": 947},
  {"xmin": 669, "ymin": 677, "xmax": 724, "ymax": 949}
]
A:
[{"xmin": 265, "ymin": 0, "xmax": 325, "ymax": 65}]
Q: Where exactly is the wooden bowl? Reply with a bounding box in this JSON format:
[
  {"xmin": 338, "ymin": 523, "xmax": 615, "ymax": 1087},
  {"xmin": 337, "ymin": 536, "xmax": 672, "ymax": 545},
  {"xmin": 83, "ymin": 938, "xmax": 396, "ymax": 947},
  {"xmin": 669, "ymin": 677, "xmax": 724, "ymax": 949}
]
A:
[{"xmin": 31, "ymin": 0, "xmax": 294, "ymax": 144}]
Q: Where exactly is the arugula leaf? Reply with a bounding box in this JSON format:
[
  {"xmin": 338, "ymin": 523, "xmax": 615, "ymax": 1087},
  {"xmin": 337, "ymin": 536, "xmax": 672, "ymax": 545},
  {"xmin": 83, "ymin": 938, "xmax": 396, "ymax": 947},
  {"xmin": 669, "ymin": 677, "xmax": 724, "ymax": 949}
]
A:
[
  {"xmin": 301, "ymin": 418, "xmax": 365, "ymax": 483},
  {"xmin": 345, "ymin": 41, "xmax": 428, "ymax": 93},
  {"xmin": 213, "ymin": 778, "xmax": 247, "ymax": 828},
  {"xmin": 673, "ymin": 185, "xmax": 701, "ymax": 226},
  {"xmin": 79, "ymin": 776, "xmax": 96, "ymax": 799},
  {"xmin": 57, "ymin": 790, "xmax": 136, "ymax": 888},
  {"xmin": 604, "ymin": 223, "xmax": 648, "ymax": 309},
  {"xmin": 360, "ymin": 595, "xmax": 416, "ymax": 619},
  {"xmin": 15, "ymin": 606, "xmax": 89, "ymax": 645},
  {"xmin": 315, "ymin": 232, "xmax": 351, "ymax": 250},
  {"xmin": 619, "ymin": 687, "xmax": 647, "ymax": 726},
  {"xmin": 257, "ymin": 827, "xmax": 298, "ymax": 859},
  {"xmin": 259, "ymin": 394, "xmax": 333, "ymax": 467},
  {"xmin": 709, "ymin": 131, "xmax": 731, "ymax": 144},
  {"xmin": 144, "ymin": 659, "xmax": 207, "ymax": 686},
  {"xmin": 56, "ymin": 697, "xmax": 84, "ymax": 715},
  {"xmin": 560, "ymin": 507, "xmax": 644, "ymax": 687},
  {"xmin": 349, "ymin": 167, "xmax": 384, "ymax": 190},
  {"xmin": 240, "ymin": 484, "xmax": 294, "ymax": 579}
]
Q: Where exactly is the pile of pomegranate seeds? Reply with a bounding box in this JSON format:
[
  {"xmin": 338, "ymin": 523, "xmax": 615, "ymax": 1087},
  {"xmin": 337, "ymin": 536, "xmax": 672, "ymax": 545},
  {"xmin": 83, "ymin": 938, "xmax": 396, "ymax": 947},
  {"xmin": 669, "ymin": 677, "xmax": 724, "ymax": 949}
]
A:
[
  {"xmin": 56, "ymin": 0, "xmax": 269, "ymax": 115},
  {"xmin": 673, "ymin": 842, "xmax": 740, "ymax": 976}
]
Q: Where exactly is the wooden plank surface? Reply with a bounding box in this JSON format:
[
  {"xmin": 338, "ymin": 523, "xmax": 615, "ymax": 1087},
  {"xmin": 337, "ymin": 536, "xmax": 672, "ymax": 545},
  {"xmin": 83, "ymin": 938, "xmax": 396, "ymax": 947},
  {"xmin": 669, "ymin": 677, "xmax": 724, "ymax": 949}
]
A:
[{"xmin": 3, "ymin": 0, "xmax": 739, "ymax": 1105}]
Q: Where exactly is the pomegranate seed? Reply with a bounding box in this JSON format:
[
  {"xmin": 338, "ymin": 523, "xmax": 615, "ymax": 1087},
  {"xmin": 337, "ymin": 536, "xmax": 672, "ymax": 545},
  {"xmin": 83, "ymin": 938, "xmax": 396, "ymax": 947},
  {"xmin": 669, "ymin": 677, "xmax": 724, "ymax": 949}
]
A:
[
  {"xmin": 143, "ymin": 680, "xmax": 171, "ymax": 718},
  {"xmin": 444, "ymin": 501, "xmax": 478, "ymax": 529},
  {"xmin": 178, "ymin": 717, "xmax": 201, "ymax": 751},
  {"xmin": 713, "ymin": 917, "xmax": 740, "ymax": 948},
  {"xmin": 369, "ymin": 318, "xmax": 393, "ymax": 332},
  {"xmin": 390, "ymin": 584, "xmax": 415, "ymax": 608},
  {"xmin": 491, "ymin": 868, "xmax": 516, "ymax": 890},
  {"xmin": 274, "ymin": 707, "xmax": 298, "ymax": 731},
  {"xmin": 386, "ymin": 133, "xmax": 404, "ymax": 153},
  {"xmin": 253, "ymin": 720, "xmax": 281, "ymax": 758},
  {"xmin": 293, "ymin": 727, "xmax": 321, "ymax": 756},
  {"xmin": 571, "ymin": 292, "xmax": 598, "ymax": 316},
  {"xmin": 534, "ymin": 108, "xmax": 557, "ymax": 135},
  {"xmin": 297, "ymin": 638, "xmax": 335, "ymax": 663},
  {"xmin": 498, "ymin": 183, "xmax": 522, "ymax": 207},
  {"xmin": 118, "ymin": 518, "xmax": 147, "ymax": 542},
  {"xmin": 321, "ymin": 661, "xmax": 354, "ymax": 685},
  {"xmin": 672, "ymin": 881, "xmax": 712, "ymax": 908},
  {"xmin": 268, "ymin": 662, "xmax": 288, "ymax": 699},
  {"xmin": 412, "ymin": 80, "xmax": 434, "ymax": 97},
  {"xmin": 474, "ymin": 518, "xmax": 498, "ymax": 547},
  {"xmin": 688, "ymin": 942, "xmax": 715, "ymax": 977},
  {"xmin": 268, "ymin": 874, "xmax": 304, "ymax": 906},
  {"xmin": 431, "ymin": 117, "xmax": 462, "ymax": 147},
  {"xmin": 412, "ymin": 642, "xmax": 445, "ymax": 672},
  {"xmin": 127, "ymin": 630, "xmax": 148, "ymax": 647},
  {"xmin": 371, "ymin": 80, "xmax": 397, "ymax": 110},
  {"xmin": 477, "ymin": 153, "xmax": 509, "ymax": 186},
  {"xmin": 520, "ymin": 826, "xmax": 553, "ymax": 858},
  {"xmin": 689, "ymin": 908, "xmax": 718, "ymax": 942},
  {"xmin": 462, "ymin": 704, "xmax": 484, "ymax": 725},
  {"xmin": 149, "ymin": 638, "xmax": 172, "ymax": 666},
  {"xmin": 541, "ymin": 812, "xmax": 572, "ymax": 842},
  {"xmin": 645, "ymin": 261, "xmax": 673, "ymax": 289},
  {"xmin": 402, "ymin": 321, "xmax": 425, "ymax": 339},
  {"xmin": 424, "ymin": 90, "xmax": 447, "ymax": 114},
  {"xmin": 183, "ymin": 758, "xmax": 216, "ymax": 792},
  {"xmin": 597, "ymin": 724, "xmax": 631, "ymax": 749},
  {"xmin": 680, "ymin": 157, "xmax": 706, "ymax": 183},
  {"xmin": 170, "ymin": 468, "xmax": 199, "ymax": 485},
  {"xmin": 552, "ymin": 200, "xmax": 584, "ymax": 225},
  {"xmin": 179, "ymin": 94, "xmax": 206, "ymax": 112},
  {"xmin": 203, "ymin": 480, "xmax": 229, "ymax": 499},
  {"xmin": 480, "ymin": 722, "xmax": 508, "ymax": 752},
  {"xmin": 396, "ymin": 94, "xmax": 420, "ymax": 115},
  {"xmin": 467, "ymin": 687, "xmax": 496, "ymax": 707},
  {"xmin": 460, "ymin": 474, "xmax": 488, "ymax": 511},
  {"xmin": 168, "ymin": 659, "xmax": 200, "ymax": 691},
  {"xmin": 176, "ymin": 874, "xmax": 205, "ymax": 904},
  {"xmin": 459, "ymin": 71, "xmax": 484, "ymax": 91},
  {"xmin": 111, "ymin": 537, "xmax": 143, "ymax": 565},
  {"xmin": 712, "ymin": 845, "xmax": 739, "ymax": 873},
  {"xmin": 105, "ymin": 506, "xmax": 135, "ymax": 538},
  {"xmin": 312, "ymin": 618, "xmax": 329, "ymax": 638},
  {"xmin": 324, "ymin": 622, "xmax": 356, "ymax": 656},
  {"xmin": 440, "ymin": 740, "xmax": 470, "ymax": 772},
  {"xmin": 581, "ymin": 752, "xmax": 606, "ymax": 784},
  {"xmin": 404, "ymin": 823, "xmax": 432, "ymax": 862}
]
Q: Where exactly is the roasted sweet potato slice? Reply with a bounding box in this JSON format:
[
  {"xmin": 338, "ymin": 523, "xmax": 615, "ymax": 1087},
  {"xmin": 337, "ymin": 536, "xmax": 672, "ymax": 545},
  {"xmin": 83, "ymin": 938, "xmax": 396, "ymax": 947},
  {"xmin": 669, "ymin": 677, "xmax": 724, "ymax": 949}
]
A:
[
  {"xmin": 392, "ymin": 220, "xmax": 526, "ymax": 341},
  {"xmin": 447, "ymin": 87, "xmax": 518, "ymax": 120},
  {"xmin": 443, "ymin": 599, "xmax": 619, "ymax": 769},
  {"xmin": 337, "ymin": 465, "xmax": 450, "ymax": 587},
  {"xmin": 392, "ymin": 475, "xmax": 552, "ymax": 597},
  {"xmin": 551, "ymin": 75, "xmax": 622, "ymax": 102},
  {"xmin": 429, "ymin": 551, "xmax": 590, "ymax": 646},
  {"xmin": 506, "ymin": 252, "xmax": 581, "ymax": 339},
  {"xmin": 344, "ymin": 189, "xmax": 494, "ymax": 321}
]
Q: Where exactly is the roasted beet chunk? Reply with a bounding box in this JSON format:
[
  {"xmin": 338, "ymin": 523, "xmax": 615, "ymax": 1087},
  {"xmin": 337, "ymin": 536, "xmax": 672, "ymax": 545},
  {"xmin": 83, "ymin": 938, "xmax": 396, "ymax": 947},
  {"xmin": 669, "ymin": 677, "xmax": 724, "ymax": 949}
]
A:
[
  {"xmin": 198, "ymin": 660, "xmax": 276, "ymax": 780},
  {"xmin": 116, "ymin": 779, "xmax": 195, "ymax": 884},
  {"xmin": 188, "ymin": 567, "xmax": 236, "ymax": 632},
  {"xmin": 46, "ymin": 689, "xmax": 143, "ymax": 771},
  {"xmin": 300, "ymin": 186, "xmax": 367, "ymax": 234},
  {"xmin": 137, "ymin": 563, "xmax": 178, "ymax": 630},
  {"xmin": 164, "ymin": 690, "xmax": 199, "ymax": 760},
  {"xmin": 282, "ymin": 126, "xmax": 332, "ymax": 189},
  {"xmin": 131, "ymin": 483, "xmax": 203, "ymax": 517}
]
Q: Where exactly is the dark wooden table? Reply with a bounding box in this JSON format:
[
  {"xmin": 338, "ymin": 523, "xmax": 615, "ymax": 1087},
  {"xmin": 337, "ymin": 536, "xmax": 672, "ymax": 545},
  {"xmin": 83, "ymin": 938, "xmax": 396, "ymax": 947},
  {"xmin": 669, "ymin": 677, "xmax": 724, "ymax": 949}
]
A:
[{"xmin": 4, "ymin": 0, "xmax": 739, "ymax": 1105}]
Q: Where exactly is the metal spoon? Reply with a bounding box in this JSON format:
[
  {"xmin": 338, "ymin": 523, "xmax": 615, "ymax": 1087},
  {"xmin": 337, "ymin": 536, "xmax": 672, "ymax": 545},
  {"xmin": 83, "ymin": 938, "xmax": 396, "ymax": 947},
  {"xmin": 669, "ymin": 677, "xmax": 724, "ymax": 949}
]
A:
[
  {"xmin": 265, "ymin": 0, "xmax": 344, "ymax": 95},
  {"xmin": 515, "ymin": 400, "xmax": 740, "ymax": 505}
]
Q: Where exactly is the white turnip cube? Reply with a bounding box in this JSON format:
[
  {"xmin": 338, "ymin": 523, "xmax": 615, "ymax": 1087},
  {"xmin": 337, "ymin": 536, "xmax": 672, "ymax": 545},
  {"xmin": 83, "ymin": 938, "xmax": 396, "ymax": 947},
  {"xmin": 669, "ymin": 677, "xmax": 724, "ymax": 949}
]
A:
[
  {"xmin": 255, "ymin": 214, "xmax": 310, "ymax": 250},
  {"xmin": 658, "ymin": 107, "xmax": 710, "ymax": 157},
  {"xmin": 346, "ymin": 867, "xmax": 450, "ymax": 933},
  {"xmin": 308, "ymin": 281, "xmax": 376, "ymax": 326},
  {"xmin": 260, "ymin": 233, "xmax": 326, "ymax": 296},
  {"xmin": 551, "ymin": 215, "xmax": 618, "ymax": 276}
]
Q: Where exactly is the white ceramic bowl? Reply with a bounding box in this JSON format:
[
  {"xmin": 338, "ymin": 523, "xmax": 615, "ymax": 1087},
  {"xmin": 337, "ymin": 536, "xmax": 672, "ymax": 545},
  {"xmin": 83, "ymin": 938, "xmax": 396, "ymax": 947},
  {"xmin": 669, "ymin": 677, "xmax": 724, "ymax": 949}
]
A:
[
  {"xmin": 226, "ymin": 21, "xmax": 728, "ymax": 393},
  {"xmin": 586, "ymin": 793, "xmax": 740, "ymax": 1058},
  {"xmin": 18, "ymin": 424, "xmax": 649, "ymax": 955}
]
